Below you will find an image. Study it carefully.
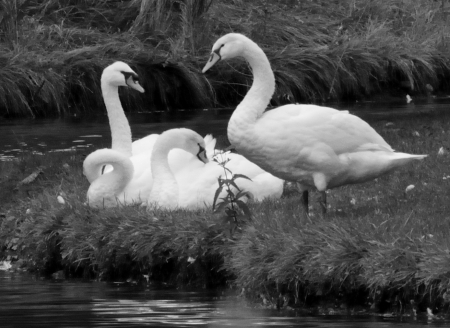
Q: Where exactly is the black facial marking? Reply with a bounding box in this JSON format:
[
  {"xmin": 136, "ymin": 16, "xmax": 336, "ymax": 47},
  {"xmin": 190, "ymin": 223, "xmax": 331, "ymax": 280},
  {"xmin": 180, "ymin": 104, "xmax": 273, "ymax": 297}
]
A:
[
  {"xmin": 121, "ymin": 71, "xmax": 140, "ymax": 83},
  {"xmin": 210, "ymin": 44, "xmax": 224, "ymax": 62},
  {"xmin": 197, "ymin": 143, "xmax": 206, "ymax": 162}
]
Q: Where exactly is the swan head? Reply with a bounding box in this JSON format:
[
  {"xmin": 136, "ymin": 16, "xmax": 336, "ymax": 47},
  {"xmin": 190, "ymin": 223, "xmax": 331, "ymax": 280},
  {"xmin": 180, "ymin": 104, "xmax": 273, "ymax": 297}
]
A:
[
  {"xmin": 158, "ymin": 128, "xmax": 209, "ymax": 164},
  {"xmin": 101, "ymin": 61, "xmax": 145, "ymax": 93},
  {"xmin": 202, "ymin": 33, "xmax": 250, "ymax": 73}
]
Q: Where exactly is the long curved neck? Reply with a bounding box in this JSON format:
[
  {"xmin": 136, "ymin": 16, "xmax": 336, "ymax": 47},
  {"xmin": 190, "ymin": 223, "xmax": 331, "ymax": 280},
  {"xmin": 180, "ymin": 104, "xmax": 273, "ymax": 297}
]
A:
[
  {"xmin": 101, "ymin": 79, "xmax": 133, "ymax": 157},
  {"xmin": 84, "ymin": 150, "xmax": 134, "ymax": 195},
  {"xmin": 150, "ymin": 138, "xmax": 180, "ymax": 207},
  {"xmin": 228, "ymin": 43, "xmax": 275, "ymax": 146}
]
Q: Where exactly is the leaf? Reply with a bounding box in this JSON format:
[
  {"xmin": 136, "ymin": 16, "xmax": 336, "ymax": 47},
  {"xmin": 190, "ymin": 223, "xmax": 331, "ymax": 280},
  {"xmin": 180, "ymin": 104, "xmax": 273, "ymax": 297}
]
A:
[
  {"xmin": 235, "ymin": 190, "xmax": 248, "ymax": 200},
  {"xmin": 226, "ymin": 188, "xmax": 235, "ymax": 199},
  {"xmin": 236, "ymin": 200, "xmax": 252, "ymax": 218},
  {"xmin": 232, "ymin": 173, "xmax": 252, "ymax": 181},
  {"xmin": 213, "ymin": 201, "xmax": 228, "ymax": 213},
  {"xmin": 225, "ymin": 208, "xmax": 237, "ymax": 218},
  {"xmin": 236, "ymin": 190, "xmax": 252, "ymax": 200},
  {"xmin": 212, "ymin": 185, "xmax": 224, "ymax": 210},
  {"xmin": 228, "ymin": 179, "xmax": 241, "ymax": 192}
]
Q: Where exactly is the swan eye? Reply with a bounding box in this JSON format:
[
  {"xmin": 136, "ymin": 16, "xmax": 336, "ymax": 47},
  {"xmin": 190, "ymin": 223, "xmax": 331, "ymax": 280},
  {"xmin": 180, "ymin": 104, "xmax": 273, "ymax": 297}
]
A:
[
  {"xmin": 121, "ymin": 71, "xmax": 140, "ymax": 83},
  {"xmin": 212, "ymin": 44, "xmax": 224, "ymax": 58}
]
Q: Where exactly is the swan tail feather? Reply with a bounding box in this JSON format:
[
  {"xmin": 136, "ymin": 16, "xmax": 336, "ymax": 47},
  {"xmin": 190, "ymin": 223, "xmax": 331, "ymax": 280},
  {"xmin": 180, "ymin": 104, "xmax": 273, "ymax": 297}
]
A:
[{"xmin": 204, "ymin": 134, "xmax": 217, "ymax": 159}]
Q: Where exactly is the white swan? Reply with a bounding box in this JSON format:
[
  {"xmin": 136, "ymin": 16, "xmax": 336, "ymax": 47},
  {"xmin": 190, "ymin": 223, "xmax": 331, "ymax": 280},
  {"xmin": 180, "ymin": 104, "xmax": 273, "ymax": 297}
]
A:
[
  {"xmin": 202, "ymin": 33, "xmax": 427, "ymax": 213},
  {"xmin": 147, "ymin": 128, "xmax": 283, "ymax": 210}
]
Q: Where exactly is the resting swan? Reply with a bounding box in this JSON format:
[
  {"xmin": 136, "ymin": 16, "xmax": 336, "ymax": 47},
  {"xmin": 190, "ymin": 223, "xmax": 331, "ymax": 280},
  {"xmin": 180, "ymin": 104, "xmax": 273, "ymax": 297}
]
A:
[
  {"xmin": 147, "ymin": 128, "xmax": 283, "ymax": 210},
  {"xmin": 202, "ymin": 33, "xmax": 427, "ymax": 214}
]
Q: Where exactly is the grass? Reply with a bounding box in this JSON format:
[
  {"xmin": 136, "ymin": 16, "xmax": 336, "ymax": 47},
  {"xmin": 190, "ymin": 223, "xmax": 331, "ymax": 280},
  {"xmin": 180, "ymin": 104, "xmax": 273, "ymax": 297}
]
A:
[
  {"xmin": 1, "ymin": 0, "xmax": 450, "ymax": 116},
  {"xmin": 1, "ymin": 111, "xmax": 450, "ymax": 315}
]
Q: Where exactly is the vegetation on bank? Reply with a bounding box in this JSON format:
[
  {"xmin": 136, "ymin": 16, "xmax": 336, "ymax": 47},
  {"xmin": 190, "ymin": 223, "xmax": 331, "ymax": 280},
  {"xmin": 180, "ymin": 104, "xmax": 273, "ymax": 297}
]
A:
[
  {"xmin": 1, "ymin": 111, "xmax": 450, "ymax": 316},
  {"xmin": 1, "ymin": 0, "xmax": 450, "ymax": 117}
]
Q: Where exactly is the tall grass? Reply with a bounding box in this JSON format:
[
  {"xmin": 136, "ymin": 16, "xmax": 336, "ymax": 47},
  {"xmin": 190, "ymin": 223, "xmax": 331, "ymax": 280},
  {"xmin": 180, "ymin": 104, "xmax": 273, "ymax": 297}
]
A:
[{"xmin": 2, "ymin": 0, "xmax": 450, "ymax": 116}]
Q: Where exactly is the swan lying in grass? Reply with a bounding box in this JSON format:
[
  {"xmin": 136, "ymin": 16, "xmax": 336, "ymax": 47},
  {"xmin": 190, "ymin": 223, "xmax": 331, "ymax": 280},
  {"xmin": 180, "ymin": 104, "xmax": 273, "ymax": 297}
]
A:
[
  {"xmin": 203, "ymin": 33, "xmax": 427, "ymax": 214},
  {"xmin": 85, "ymin": 62, "xmax": 215, "ymax": 207},
  {"xmin": 147, "ymin": 128, "xmax": 283, "ymax": 210}
]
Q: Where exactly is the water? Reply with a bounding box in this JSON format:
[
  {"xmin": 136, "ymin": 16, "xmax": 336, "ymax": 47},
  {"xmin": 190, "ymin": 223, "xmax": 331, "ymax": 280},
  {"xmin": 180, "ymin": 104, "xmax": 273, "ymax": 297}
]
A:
[
  {"xmin": 0, "ymin": 109, "xmax": 231, "ymax": 161},
  {"xmin": 0, "ymin": 272, "xmax": 447, "ymax": 327},
  {"xmin": 1, "ymin": 97, "xmax": 450, "ymax": 161}
]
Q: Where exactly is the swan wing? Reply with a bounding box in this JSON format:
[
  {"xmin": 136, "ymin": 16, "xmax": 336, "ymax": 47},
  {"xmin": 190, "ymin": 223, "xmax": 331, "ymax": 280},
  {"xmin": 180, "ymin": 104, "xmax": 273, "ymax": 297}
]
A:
[
  {"xmin": 257, "ymin": 104, "xmax": 392, "ymax": 156},
  {"xmin": 131, "ymin": 134, "xmax": 159, "ymax": 156}
]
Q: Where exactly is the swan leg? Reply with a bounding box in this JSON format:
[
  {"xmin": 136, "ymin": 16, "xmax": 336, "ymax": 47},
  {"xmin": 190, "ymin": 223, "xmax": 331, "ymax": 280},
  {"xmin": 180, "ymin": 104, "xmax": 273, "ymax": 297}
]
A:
[
  {"xmin": 295, "ymin": 182, "xmax": 309, "ymax": 214},
  {"xmin": 319, "ymin": 191, "xmax": 327, "ymax": 215},
  {"xmin": 301, "ymin": 190, "xmax": 309, "ymax": 214}
]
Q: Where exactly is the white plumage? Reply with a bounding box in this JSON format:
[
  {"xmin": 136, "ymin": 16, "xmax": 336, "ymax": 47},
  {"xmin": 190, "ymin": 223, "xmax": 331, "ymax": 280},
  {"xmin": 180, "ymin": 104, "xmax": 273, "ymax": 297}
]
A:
[
  {"xmin": 203, "ymin": 33, "xmax": 427, "ymax": 213},
  {"xmin": 147, "ymin": 128, "xmax": 283, "ymax": 210},
  {"xmin": 85, "ymin": 61, "xmax": 283, "ymax": 209},
  {"xmin": 84, "ymin": 62, "xmax": 212, "ymax": 207}
]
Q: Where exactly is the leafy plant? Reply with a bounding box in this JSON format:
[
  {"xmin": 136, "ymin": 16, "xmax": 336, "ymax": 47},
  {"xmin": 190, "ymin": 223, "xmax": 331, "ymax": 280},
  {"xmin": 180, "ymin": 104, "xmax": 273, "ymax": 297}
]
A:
[{"xmin": 212, "ymin": 152, "xmax": 252, "ymax": 237}]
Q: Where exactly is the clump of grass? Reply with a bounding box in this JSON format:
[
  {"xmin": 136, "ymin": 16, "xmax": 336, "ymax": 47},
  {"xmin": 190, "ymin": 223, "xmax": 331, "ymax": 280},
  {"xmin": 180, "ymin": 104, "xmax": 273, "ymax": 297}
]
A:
[
  {"xmin": 212, "ymin": 152, "xmax": 252, "ymax": 237},
  {"xmin": 3, "ymin": 0, "xmax": 450, "ymax": 116}
]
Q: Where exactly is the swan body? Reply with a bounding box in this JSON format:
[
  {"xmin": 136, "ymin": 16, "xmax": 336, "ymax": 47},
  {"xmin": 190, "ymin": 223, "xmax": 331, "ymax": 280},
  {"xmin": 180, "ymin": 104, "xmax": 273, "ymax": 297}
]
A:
[
  {"xmin": 147, "ymin": 129, "xmax": 283, "ymax": 210},
  {"xmin": 203, "ymin": 33, "xmax": 426, "ymax": 212},
  {"xmin": 84, "ymin": 132, "xmax": 217, "ymax": 208}
]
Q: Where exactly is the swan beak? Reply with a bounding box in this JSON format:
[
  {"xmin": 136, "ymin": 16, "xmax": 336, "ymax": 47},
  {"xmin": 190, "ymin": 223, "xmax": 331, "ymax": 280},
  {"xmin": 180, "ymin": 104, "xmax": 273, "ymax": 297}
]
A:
[
  {"xmin": 202, "ymin": 52, "xmax": 221, "ymax": 73},
  {"xmin": 197, "ymin": 151, "xmax": 209, "ymax": 164},
  {"xmin": 126, "ymin": 77, "xmax": 145, "ymax": 93}
]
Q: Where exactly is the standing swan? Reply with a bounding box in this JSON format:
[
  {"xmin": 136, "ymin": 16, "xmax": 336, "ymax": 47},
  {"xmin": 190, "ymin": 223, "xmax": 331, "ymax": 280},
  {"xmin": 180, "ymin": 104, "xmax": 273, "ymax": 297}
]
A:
[
  {"xmin": 202, "ymin": 33, "xmax": 427, "ymax": 214},
  {"xmin": 147, "ymin": 129, "xmax": 283, "ymax": 210}
]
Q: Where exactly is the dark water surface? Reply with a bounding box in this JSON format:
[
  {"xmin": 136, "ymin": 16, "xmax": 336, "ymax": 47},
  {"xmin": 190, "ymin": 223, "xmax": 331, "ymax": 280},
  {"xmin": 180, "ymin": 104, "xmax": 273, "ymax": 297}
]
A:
[
  {"xmin": 1, "ymin": 97, "xmax": 449, "ymax": 160},
  {"xmin": 0, "ymin": 272, "xmax": 447, "ymax": 327}
]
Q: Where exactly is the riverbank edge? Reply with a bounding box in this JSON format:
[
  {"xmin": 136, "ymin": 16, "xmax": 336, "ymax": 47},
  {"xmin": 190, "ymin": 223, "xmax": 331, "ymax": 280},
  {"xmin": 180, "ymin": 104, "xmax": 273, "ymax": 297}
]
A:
[
  {"xmin": 2, "ymin": 45, "xmax": 449, "ymax": 119},
  {"xmin": 1, "ymin": 204, "xmax": 449, "ymax": 319}
]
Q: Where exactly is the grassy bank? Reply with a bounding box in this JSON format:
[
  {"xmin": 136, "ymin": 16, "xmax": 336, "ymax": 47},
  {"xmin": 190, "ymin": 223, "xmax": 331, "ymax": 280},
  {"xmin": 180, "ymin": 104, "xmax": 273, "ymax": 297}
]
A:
[
  {"xmin": 1, "ymin": 111, "xmax": 450, "ymax": 316},
  {"xmin": 1, "ymin": 0, "xmax": 450, "ymax": 117}
]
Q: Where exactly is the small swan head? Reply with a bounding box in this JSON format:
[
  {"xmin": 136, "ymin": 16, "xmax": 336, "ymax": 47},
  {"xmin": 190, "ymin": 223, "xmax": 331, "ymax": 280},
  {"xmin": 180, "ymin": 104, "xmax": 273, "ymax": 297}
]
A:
[
  {"xmin": 202, "ymin": 33, "xmax": 249, "ymax": 73},
  {"xmin": 102, "ymin": 61, "xmax": 145, "ymax": 93},
  {"xmin": 177, "ymin": 129, "xmax": 209, "ymax": 164},
  {"xmin": 159, "ymin": 128, "xmax": 209, "ymax": 164}
]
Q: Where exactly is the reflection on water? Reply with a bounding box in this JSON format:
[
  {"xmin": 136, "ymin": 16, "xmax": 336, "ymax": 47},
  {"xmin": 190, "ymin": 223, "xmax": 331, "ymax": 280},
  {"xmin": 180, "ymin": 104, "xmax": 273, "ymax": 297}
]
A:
[
  {"xmin": 0, "ymin": 272, "xmax": 448, "ymax": 327},
  {"xmin": 1, "ymin": 98, "xmax": 450, "ymax": 161}
]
